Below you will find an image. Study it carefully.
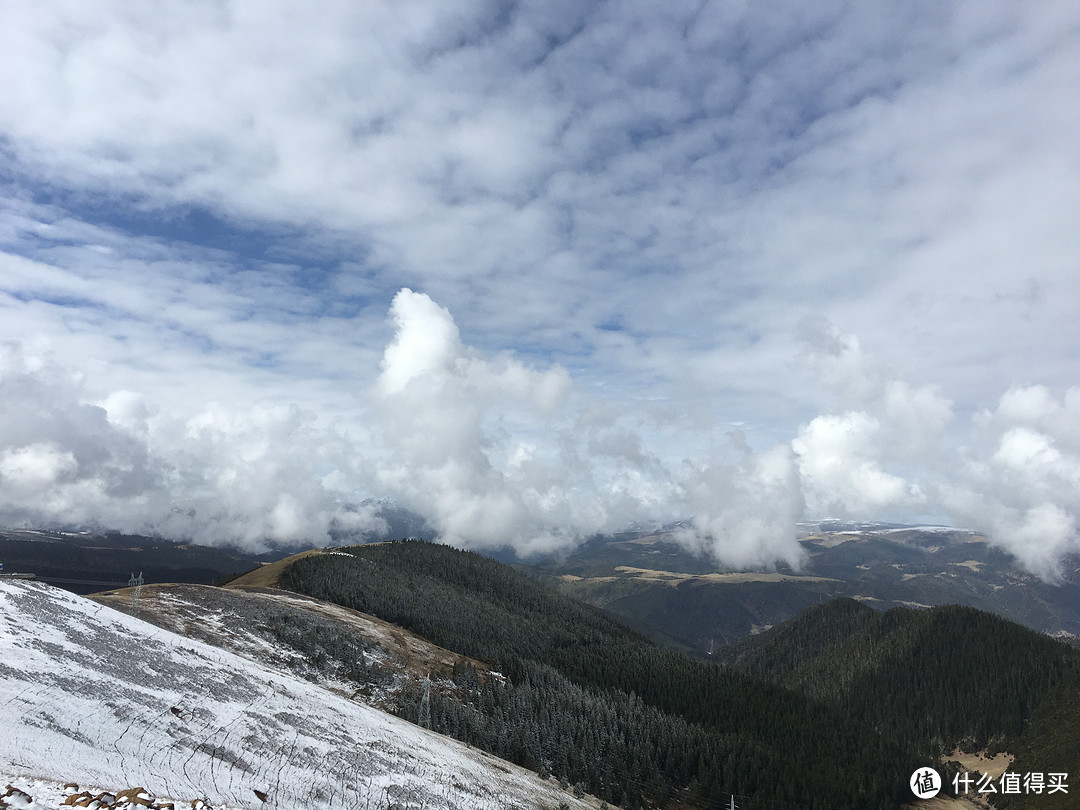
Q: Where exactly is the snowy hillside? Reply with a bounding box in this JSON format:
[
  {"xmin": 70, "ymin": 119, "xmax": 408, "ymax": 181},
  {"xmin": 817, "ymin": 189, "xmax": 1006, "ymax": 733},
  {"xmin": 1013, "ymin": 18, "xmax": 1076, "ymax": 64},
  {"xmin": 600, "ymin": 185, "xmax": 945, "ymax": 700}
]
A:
[{"xmin": 0, "ymin": 579, "xmax": 607, "ymax": 810}]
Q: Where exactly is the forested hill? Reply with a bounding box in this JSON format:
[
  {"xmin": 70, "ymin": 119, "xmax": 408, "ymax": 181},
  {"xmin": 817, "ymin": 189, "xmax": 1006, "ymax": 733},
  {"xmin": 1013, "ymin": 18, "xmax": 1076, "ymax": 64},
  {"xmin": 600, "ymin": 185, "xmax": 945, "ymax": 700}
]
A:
[
  {"xmin": 278, "ymin": 541, "xmax": 918, "ymax": 810},
  {"xmin": 718, "ymin": 598, "xmax": 1080, "ymax": 809}
]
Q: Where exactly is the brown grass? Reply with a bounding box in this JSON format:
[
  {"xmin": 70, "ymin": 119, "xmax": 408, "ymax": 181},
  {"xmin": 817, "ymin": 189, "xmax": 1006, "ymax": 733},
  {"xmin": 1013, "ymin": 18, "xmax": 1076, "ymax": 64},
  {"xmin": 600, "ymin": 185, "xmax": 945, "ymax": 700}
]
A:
[
  {"xmin": 947, "ymin": 749, "xmax": 1014, "ymax": 780},
  {"xmin": 222, "ymin": 548, "xmax": 330, "ymax": 590},
  {"xmin": 610, "ymin": 566, "xmax": 839, "ymax": 586}
]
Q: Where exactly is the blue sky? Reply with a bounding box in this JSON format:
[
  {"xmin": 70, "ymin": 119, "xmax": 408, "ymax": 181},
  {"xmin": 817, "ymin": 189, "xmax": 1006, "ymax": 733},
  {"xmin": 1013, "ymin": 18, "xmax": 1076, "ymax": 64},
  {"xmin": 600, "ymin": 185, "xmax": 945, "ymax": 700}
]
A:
[{"xmin": 1, "ymin": 1, "xmax": 1079, "ymax": 576}]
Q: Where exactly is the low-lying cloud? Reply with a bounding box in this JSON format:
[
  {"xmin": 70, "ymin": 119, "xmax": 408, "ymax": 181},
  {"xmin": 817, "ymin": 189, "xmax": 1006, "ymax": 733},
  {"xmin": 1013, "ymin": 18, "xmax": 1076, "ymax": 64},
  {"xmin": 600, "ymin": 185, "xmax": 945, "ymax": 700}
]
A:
[
  {"xmin": 0, "ymin": 342, "xmax": 386, "ymax": 551},
  {"xmin": 791, "ymin": 322, "xmax": 1080, "ymax": 580},
  {"xmin": 1, "ymin": 295, "xmax": 1077, "ymax": 579}
]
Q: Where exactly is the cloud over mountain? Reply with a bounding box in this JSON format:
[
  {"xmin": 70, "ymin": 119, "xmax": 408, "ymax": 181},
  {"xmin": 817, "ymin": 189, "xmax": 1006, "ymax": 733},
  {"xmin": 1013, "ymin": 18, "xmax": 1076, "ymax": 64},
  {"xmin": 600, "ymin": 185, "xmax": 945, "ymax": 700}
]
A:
[
  {"xmin": 2, "ymin": 295, "xmax": 1079, "ymax": 579},
  {"xmin": 0, "ymin": 3, "xmax": 1077, "ymax": 574}
]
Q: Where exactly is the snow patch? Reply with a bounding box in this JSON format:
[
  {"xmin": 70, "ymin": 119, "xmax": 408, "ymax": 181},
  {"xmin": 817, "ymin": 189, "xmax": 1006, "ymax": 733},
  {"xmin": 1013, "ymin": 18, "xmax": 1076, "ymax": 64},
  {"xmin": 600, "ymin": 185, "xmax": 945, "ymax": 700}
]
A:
[{"xmin": 0, "ymin": 580, "xmax": 605, "ymax": 810}]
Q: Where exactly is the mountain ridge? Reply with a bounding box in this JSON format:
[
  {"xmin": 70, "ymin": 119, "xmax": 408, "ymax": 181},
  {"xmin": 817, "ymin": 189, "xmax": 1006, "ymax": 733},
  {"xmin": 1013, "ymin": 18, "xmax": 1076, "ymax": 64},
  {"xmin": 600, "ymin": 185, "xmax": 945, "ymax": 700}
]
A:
[
  {"xmin": 276, "ymin": 540, "xmax": 921, "ymax": 809},
  {"xmin": 717, "ymin": 597, "xmax": 1080, "ymax": 810}
]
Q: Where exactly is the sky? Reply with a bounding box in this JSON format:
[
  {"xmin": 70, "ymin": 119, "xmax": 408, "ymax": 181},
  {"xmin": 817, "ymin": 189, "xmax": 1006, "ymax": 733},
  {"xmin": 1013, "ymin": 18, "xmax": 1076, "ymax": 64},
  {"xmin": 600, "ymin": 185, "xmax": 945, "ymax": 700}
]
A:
[{"xmin": 1, "ymin": 1, "xmax": 1078, "ymax": 578}]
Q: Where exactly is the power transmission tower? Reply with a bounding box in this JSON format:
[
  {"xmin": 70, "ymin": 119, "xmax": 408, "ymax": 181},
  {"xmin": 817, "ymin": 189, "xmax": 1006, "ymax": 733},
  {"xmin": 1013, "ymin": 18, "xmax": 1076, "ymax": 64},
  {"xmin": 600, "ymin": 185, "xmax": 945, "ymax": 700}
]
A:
[
  {"xmin": 128, "ymin": 571, "xmax": 144, "ymax": 613},
  {"xmin": 418, "ymin": 676, "xmax": 431, "ymax": 729}
]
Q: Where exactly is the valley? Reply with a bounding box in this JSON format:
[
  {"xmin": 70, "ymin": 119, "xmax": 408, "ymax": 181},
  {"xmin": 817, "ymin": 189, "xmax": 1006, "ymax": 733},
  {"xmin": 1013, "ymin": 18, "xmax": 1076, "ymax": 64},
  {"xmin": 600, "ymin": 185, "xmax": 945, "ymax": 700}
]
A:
[{"xmin": 534, "ymin": 523, "xmax": 1080, "ymax": 653}]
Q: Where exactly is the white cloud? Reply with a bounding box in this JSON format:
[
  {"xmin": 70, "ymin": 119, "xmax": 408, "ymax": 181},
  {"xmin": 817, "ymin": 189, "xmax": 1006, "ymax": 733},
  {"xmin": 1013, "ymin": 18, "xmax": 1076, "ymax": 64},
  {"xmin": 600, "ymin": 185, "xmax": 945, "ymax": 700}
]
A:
[
  {"xmin": 378, "ymin": 289, "xmax": 464, "ymax": 397},
  {"xmin": 794, "ymin": 412, "xmax": 924, "ymax": 517},
  {"xmin": 0, "ymin": 347, "xmax": 163, "ymax": 528},
  {"xmin": 676, "ymin": 441, "xmax": 807, "ymax": 571},
  {"xmin": 371, "ymin": 288, "xmax": 586, "ymax": 553},
  {"xmin": 939, "ymin": 387, "xmax": 1080, "ymax": 579},
  {"xmin": 792, "ymin": 328, "xmax": 1080, "ymax": 579},
  {"xmin": 0, "ymin": 443, "xmax": 78, "ymax": 490},
  {"xmin": 2, "ymin": 292, "xmax": 1080, "ymax": 577},
  {"xmin": 0, "ymin": 3, "xmax": 1078, "ymax": 574},
  {"xmin": 0, "ymin": 341, "xmax": 386, "ymax": 549},
  {"xmin": 790, "ymin": 322, "xmax": 951, "ymax": 518},
  {"xmin": 991, "ymin": 385, "xmax": 1080, "ymax": 452}
]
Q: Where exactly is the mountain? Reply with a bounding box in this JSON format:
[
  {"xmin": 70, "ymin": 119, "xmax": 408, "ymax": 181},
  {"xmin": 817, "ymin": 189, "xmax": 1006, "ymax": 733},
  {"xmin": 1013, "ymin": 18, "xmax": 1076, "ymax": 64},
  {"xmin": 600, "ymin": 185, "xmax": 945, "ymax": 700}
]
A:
[
  {"xmin": 90, "ymin": 577, "xmax": 493, "ymax": 718},
  {"xmin": 6, "ymin": 538, "xmax": 1074, "ymax": 809},
  {"xmin": 0, "ymin": 503, "xmax": 436, "ymax": 595},
  {"xmin": 717, "ymin": 597, "xmax": 1080, "ymax": 810},
  {"xmin": 0, "ymin": 577, "xmax": 608, "ymax": 810},
  {"xmin": 0, "ymin": 528, "xmax": 272, "ymax": 594},
  {"xmin": 529, "ymin": 523, "xmax": 1080, "ymax": 654},
  {"xmin": 272, "ymin": 540, "xmax": 920, "ymax": 809},
  {"xmin": 0, "ymin": 515, "xmax": 414, "ymax": 597}
]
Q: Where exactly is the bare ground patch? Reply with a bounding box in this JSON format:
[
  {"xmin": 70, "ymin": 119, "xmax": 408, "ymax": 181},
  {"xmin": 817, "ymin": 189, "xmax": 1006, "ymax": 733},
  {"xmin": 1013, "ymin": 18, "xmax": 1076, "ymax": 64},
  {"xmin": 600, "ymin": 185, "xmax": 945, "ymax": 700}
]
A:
[
  {"xmin": 947, "ymin": 749, "xmax": 1014, "ymax": 779},
  {"xmin": 612, "ymin": 566, "xmax": 840, "ymax": 585}
]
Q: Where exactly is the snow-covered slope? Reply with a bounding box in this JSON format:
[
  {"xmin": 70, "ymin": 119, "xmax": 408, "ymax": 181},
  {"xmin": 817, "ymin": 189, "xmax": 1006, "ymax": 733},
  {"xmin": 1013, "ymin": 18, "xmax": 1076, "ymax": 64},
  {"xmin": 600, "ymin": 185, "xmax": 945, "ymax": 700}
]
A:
[{"xmin": 0, "ymin": 579, "xmax": 604, "ymax": 810}]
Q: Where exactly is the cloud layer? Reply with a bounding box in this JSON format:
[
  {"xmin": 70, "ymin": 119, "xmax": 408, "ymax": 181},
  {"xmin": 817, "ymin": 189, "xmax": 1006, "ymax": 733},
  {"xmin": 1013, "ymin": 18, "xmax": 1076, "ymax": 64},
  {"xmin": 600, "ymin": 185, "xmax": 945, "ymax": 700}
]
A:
[
  {"xmin": 2, "ymin": 295, "xmax": 1079, "ymax": 579},
  {"xmin": 1, "ymin": 3, "xmax": 1078, "ymax": 575}
]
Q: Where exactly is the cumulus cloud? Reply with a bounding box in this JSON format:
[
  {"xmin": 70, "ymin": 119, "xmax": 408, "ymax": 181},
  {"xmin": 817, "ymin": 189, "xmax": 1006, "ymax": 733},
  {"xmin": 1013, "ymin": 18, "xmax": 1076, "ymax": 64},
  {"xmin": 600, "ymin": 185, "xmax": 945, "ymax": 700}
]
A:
[
  {"xmin": 0, "ymin": 342, "xmax": 386, "ymax": 551},
  {"xmin": 1, "ymin": 294, "xmax": 1080, "ymax": 578},
  {"xmin": 0, "ymin": 4, "xmax": 1078, "ymax": 575},
  {"xmin": 794, "ymin": 412, "xmax": 924, "ymax": 517},
  {"xmin": 0, "ymin": 343, "xmax": 164, "ymax": 528},
  {"xmin": 676, "ymin": 440, "xmax": 806, "ymax": 571},
  {"xmin": 366, "ymin": 289, "xmax": 814, "ymax": 564},
  {"xmin": 370, "ymin": 288, "xmax": 588, "ymax": 554},
  {"xmin": 791, "ymin": 320, "xmax": 951, "ymax": 518},
  {"xmin": 378, "ymin": 292, "xmax": 465, "ymax": 397},
  {"xmin": 939, "ymin": 386, "xmax": 1080, "ymax": 579},
  {"xmin": 793, "ymin": 324, "xmax": 1080, "ymax": 579},
  {"xmin": 151, "ymin": 401, "xmax": 384, "ymax": 550},
  {"xmin": 0, "ymin": 291, "xmax": 801, "ymax": 566}
]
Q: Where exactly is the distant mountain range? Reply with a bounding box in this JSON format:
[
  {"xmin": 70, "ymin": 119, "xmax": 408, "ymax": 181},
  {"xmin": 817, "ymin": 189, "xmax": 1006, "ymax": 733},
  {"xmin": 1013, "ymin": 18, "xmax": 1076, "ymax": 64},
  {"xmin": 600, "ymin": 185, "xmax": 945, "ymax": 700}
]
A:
[
  {"xmin": 0, "ymin": 527, "xmax": 270, "ymax": 593},
  {"xmin": 528, "ymin": 522, "xmax": 1080, "ymax": 653},
  {"xmin": 7, "ymin": 515, "xmax": 1080, "ymax": 652},
  {"xmin": 0, "ymin": 499, "xmax": 435, "ymax": 594}
]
